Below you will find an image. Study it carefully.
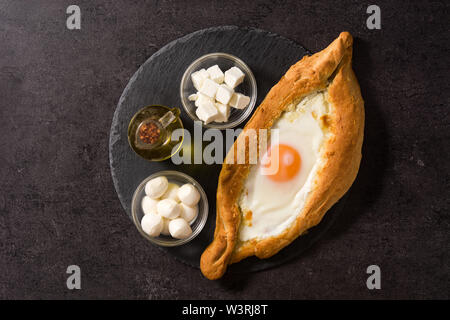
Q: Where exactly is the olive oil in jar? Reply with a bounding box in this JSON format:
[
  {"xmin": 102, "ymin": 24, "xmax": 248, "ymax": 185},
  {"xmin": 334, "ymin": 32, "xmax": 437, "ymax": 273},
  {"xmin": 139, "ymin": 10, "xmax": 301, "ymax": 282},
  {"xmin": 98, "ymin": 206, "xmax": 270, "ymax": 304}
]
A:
[{"xmin": 128, "ymin": 105, "xmax": 184, "ymax": 161}]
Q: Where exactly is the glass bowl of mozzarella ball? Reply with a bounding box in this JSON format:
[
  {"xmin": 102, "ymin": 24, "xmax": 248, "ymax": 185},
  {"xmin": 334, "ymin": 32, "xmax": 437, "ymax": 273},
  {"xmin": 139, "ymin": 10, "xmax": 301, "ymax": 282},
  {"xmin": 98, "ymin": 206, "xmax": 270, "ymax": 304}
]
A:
[
  {"xmin": 131, "ymin": 170, "xmax": 208, "ymax": 246},
  {"xmin": 180, "ymin": 52, "xmax": 257, "ymax": 129}
]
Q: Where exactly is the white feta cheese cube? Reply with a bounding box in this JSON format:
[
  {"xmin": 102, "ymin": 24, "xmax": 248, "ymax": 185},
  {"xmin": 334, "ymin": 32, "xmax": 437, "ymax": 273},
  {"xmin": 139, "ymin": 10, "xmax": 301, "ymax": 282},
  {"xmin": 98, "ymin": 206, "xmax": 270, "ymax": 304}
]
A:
[
  {"xmin": 194, "ymin": 92, "xmax": 213, "ymax": 107},
  {"xmin": 199, "ymin": 78, "xmax": 220, "ymax": 99},
  {"xmin": 214, "ymin": 102, "xmax": 230, "ymax": 123},
  {"xmin": 215, "ymin": 84, "xmax": 234, "ymax": 105},
  {"xmin": 224, "ymin": 66, "xmax": 245, "ymax": 88},
  {"xmin": 206, "ymin": 65, "xmax": 224, "ymax": 84},
  {"xmin": 229, "ymin": 93, "xmax": 250, "ymax": 109},
  {"xmin": 198, "ymin": 68, "xmax": 209, "ymax": 78},
  {"xmin": 191, "ymin": 69, "xmax": 209, "ymax": 91},
  {"xmin": 195, "ymin": 100, "xmax": 218, "ymax": 124},
  {"xmin": 188, "ymin": 93, "xmax": 198, "ymax": 101}
]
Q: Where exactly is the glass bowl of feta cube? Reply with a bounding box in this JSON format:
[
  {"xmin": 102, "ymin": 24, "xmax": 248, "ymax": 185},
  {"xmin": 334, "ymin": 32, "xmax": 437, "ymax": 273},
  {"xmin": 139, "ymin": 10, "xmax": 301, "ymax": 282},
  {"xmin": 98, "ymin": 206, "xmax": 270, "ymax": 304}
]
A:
[{"xmin": 180, "ymin": 53, "xmax": 257, "ymax": 129}]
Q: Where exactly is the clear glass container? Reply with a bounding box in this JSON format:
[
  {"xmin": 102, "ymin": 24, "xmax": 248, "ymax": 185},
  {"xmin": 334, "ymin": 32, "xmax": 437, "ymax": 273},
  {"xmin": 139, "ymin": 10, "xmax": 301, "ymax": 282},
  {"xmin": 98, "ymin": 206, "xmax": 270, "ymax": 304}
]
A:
[
  {"xmin": 131, "ymin": 170, "xmax": 208, "ymax": 247},
  {"xmin": 128, "ymin": 105, "xmax": 184, "ymax": 161},
  {"xmin": 180, "ymin": 52, "xmax": 257, "ymax": 129}
]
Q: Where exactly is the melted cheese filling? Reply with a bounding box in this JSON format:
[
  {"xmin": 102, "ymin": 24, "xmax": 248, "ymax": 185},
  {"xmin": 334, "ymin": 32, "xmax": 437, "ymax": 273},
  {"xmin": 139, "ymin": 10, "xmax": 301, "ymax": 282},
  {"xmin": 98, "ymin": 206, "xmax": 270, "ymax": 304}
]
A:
[{"xmin": 238, "ymin": 91, "xmax": 331, "ymax": 242}]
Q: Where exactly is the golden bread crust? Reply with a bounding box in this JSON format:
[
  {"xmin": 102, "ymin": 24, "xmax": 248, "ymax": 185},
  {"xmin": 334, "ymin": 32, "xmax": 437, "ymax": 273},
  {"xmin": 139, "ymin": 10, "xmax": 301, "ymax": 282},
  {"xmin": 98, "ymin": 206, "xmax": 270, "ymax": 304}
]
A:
[{"xmin": 200, "ymin": 32, "xmax": 364, "ymax": 280}]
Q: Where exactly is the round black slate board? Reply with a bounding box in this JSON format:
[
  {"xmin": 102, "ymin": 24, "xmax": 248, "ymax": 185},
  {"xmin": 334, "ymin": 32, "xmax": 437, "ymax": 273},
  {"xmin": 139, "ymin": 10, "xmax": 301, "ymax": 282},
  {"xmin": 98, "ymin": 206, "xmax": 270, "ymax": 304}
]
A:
[{"xmin": 109, "ymin": 26, "xmax": 346, "ymax": 273}]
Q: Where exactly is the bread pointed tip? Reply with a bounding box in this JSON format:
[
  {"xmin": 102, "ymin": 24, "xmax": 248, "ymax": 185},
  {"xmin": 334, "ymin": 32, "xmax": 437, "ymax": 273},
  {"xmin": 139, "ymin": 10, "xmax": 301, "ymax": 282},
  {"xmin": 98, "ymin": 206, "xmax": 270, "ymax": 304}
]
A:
[
  {"xmin": 200, "ymin": 247, "xmax": 227, "ymax": 280},
  {"xmin": 339, "ymin": 31, "xmax": 353, "ymax": 48}
]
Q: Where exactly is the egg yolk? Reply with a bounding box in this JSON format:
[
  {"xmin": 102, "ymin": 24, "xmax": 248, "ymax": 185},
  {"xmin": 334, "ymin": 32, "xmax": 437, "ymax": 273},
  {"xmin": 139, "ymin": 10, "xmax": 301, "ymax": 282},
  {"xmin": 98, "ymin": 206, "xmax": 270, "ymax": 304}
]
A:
[{"xmin": 261, "ymin": 144, "xmax": 302, "ymax": 182}]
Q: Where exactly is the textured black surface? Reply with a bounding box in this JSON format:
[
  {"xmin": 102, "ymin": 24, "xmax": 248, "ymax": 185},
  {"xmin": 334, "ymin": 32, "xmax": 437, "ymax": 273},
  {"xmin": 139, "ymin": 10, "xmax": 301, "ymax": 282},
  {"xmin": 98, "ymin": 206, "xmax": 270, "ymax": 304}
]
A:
[{"xmin": 0, "ymin": 0, "xmax": 449, "ymax": 299}]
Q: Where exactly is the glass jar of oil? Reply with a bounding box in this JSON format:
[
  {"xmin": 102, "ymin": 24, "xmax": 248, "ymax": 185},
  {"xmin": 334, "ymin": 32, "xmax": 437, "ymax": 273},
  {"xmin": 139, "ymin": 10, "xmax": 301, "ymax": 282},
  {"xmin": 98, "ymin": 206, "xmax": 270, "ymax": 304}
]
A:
[{"xmin": 128, "ymin": 105, "xmax": 184, "ymax": 161}]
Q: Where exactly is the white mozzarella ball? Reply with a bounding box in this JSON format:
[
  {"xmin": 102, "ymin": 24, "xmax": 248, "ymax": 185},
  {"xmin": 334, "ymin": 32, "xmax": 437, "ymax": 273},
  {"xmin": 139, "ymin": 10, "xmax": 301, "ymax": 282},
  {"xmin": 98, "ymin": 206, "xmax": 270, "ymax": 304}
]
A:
[
  {"xmin": 141, "ymin": 196, "xmax": 159, "ymax": 215},
  {"xmin": 162, "ymin": 183, "xmax": 180, "ymax": 202},
  {"xmin": 169, "ymin": 218, "xmax": 193, "ymax": 239},
  {"xmin": 145, "ymin": 176, "xmax": 168, "ymax": 199},
  {"xmin": 178, "ymin": 184, "xmax": 201, "ymax": 206},
  {"xmin": 180, "ymin": 203, "xmax": 198, "ymax": 223},
  {"xmin": 160, "ymin": 217, "xmax": 171, "ymax": 236},
  {"xmin": 157, "ymin": 198, "xmax": 181, "ymax": 219},
  {"xmin": 141, "ymin": 213, "xmax": 163, "ymax": 237}
]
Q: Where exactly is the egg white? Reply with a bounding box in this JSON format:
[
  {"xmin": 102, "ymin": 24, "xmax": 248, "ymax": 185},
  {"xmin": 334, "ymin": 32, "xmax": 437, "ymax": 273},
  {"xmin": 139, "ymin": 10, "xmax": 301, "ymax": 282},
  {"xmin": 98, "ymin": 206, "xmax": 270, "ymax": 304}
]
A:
[{"xmin": 238, "ymin": 91, "xmax": 331, "ymax": 242}]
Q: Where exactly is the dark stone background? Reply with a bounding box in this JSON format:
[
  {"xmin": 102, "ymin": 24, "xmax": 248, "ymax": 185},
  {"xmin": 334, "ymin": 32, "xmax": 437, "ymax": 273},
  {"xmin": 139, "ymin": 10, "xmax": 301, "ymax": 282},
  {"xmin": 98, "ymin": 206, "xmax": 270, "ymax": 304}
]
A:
[{"xmin": 0, "ymin": 0, "xmax": 448, "ymax": 299}]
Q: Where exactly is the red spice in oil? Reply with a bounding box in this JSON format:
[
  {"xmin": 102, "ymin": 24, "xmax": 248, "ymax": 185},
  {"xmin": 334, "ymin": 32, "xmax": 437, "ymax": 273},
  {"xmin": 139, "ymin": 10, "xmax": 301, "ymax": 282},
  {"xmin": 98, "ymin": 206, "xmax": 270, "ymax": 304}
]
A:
[{"xmin": 139, "ymin": 122, "xmax": 160, "ymax": 144}]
